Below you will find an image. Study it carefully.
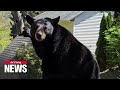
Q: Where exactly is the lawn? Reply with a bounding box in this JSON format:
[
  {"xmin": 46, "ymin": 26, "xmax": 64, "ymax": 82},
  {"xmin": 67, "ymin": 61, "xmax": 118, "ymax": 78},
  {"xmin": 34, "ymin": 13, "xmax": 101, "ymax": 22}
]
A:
[
  {"xmin": 100, "ymin": 69, "xmax": 120, "ymax": 79},
  {"xmin": 58, "ymin": 20, "xmax": 73, "ymax": 33}
]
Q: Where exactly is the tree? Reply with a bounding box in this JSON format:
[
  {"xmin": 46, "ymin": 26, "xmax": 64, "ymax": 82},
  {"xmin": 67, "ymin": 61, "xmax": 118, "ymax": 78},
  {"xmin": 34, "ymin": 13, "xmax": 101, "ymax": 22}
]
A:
[
  {"xmin": 10, "ymin": 11, "xmax": 24, "ymax": 38},
  {"xmin": 106, "ymin": 12, "xmax": 113, "ymax": 29},
  {"xmin": 10, "ymin": 11, "xmax": 45, "ymax": 38},
  {"xmin": 104, "ymin": 26, "xmax": 120, "ymax": 68},
  {"xmin": 104, "ymin": 11, "xmax": 120, "ymax": 68},
  {"xmin": 114, "ymin": 11, "xmax": 120, "ymax": 18},
  {"xmin": 95, "ymin": 14, "xmax": 108, "ymax": 71},
  {"xmin": 113, "ymin": 11, "xmax": 120, "ymax": 26}
]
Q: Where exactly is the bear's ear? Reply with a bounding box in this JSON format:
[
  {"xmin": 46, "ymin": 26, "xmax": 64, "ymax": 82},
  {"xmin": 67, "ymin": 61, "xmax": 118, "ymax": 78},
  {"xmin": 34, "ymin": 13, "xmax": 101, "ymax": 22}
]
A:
[
  {"xmin": 26, "ymin": 15, "xmax": 34, "ymax": 25},
  {"xmin": 52, "ymin": 16, "xmax": 60, "ymax": 24},
  {"xmin": 19, "ymin": 27, "xmax": 31, "ymax": 37}
]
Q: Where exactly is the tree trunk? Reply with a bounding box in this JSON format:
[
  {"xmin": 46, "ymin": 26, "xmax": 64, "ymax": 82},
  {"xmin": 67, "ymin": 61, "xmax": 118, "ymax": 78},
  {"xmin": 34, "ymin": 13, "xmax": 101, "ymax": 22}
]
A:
[{"xmin": 11, "ymin": 11, "xmax": 24, "ymax": 36}]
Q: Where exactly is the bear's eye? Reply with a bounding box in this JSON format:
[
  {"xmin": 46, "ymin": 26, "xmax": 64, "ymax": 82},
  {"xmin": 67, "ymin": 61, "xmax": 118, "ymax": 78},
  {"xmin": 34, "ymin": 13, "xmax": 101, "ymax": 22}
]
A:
[
  {"xmin": 44, "ymin": 27, "xmax": 47, "ymax": 30},
  {"xmin": 36, "ymin": 25, "xmax": 39, "ymax": 28},
  {"xmin": 44, "ymin": 22, "xmax": 47, "ymax": 25},
  {"xmin": 44, "ymin": 27, "xmax": 49, "ymax": 33},
  {"xmin": 45, "ymin": 20, "xmax": 47, "ymax": 22}
]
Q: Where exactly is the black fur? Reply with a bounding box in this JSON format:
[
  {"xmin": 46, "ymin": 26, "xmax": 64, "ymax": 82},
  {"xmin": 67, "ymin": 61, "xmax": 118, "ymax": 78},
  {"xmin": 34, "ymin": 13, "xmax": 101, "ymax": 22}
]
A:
[{"xmin": 21, "ymin": 15, "xmax": 100, "ymax": 79}]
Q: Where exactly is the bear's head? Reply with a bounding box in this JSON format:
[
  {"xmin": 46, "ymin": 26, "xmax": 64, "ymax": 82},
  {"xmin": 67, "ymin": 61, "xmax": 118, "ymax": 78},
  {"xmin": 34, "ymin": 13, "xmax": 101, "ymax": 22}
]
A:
[{"xmin": 25, "ymin": 15, "xmax": 60, "ymax": 42}]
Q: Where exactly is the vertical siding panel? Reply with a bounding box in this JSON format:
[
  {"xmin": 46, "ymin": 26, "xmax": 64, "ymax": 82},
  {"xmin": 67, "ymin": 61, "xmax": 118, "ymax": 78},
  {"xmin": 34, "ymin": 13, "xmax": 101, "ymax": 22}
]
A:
[{"xmin": 73, "ymin": 11, "xmax": 108, "ymax": 55}]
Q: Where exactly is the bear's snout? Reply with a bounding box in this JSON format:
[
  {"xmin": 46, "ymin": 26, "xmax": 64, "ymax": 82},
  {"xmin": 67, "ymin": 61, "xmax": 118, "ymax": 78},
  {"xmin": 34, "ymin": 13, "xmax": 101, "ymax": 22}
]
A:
[
  {"xmin": 37, "ymin": 31, "xmax": 42, "ymax": 36},
  {"xmin": 35, "ymin": 27, "xmax": 46, "ymax": 42}
]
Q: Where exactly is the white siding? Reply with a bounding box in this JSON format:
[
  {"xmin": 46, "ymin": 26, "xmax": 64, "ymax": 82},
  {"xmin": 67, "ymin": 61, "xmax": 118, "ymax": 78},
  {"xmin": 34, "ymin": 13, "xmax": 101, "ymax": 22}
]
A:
[{"xmin": 73, "ymin": 11, "xmax": 108, "ymax": 55}]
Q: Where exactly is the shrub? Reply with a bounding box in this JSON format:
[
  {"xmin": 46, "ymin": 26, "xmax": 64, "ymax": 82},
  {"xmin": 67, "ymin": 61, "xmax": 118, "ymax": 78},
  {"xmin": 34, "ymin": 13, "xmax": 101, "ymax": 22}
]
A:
[
  {"xmin": 104, "ymin": 26, "xmax": 120, "ymax": 68},
  {"xmin": 13, "ymin": 42, "xmax": 42, "ymax": 79}
]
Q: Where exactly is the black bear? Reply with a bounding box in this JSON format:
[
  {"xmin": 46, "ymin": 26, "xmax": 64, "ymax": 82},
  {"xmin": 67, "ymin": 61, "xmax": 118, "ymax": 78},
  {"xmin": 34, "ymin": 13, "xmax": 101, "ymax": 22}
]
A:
[{"xmin": 21, "ymin": 15, "xmax": 100, "ymax": 79}]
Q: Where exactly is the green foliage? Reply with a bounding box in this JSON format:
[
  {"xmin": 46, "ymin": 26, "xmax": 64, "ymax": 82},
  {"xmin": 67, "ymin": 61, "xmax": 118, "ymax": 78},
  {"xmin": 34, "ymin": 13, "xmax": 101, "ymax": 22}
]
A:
[
  {"xmin": 0, "ymin": 29, "xmax": 13, "ymax": 53},
  {"xmin": 96, "ymin": 12, "xmax": 114, "ymax": 71},
  {"xmin": 104, "ymin": 26, "xmax": 120, "ymax": 67},
  {"xmin": 102, "ymin": 11, "xmax": 120, "ymax": 69},
  {"xmin": 0, "ymin": 11, "xmax": 13, "ymax": 53},
  {"xmin": 95, "ymin": 11, "xmax": 120, "ymax": 78},
  {"xmin": 114, "ymin": 11, "xmax": 120, "ymax": 19},
  {"xmin": 106, "ymin": 12, "xmax": 113, "ymax": 29},
  {"xmin": 113, "ymin": 11, "xmax": 120, "ymax": 26},
  {"xmin": 14, "ymin": 42, "xmax": 42, "ymax": 79},
  {"xmin": 95, "ymin": 14, "xmax": 108, "ymax": 71}
]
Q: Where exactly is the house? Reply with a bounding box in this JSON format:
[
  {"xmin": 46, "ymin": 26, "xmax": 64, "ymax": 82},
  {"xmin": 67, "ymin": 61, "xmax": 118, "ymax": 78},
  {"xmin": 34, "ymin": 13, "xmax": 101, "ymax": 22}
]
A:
[{"xmin": 0, "ymin": 11, "xmax": 109, "ymax": 78}]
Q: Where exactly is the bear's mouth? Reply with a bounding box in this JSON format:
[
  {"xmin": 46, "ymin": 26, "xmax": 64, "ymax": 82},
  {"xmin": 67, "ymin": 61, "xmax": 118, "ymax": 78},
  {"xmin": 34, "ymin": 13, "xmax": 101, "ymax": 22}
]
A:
[{"xmin": 35, "ymin": 30, "xmax": 46, "ymax": 42}]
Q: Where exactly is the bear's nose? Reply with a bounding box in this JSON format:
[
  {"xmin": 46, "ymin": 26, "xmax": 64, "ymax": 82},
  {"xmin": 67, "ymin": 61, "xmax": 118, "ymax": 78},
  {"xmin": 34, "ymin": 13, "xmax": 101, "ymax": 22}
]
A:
[{"xmin": 37, "ymin": 31, "xmax": 42, "ymax": 36}]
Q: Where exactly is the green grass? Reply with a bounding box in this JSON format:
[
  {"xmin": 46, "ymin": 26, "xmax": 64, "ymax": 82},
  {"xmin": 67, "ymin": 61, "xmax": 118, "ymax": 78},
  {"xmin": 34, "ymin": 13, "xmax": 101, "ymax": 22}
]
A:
[
  {"xmin": 101, "ymin": 70, "xmax": 120, "ymax": 79},
  {"xmin": 0, "ymin": 29, "xmax": 13, "ymax": 53},
  {"xmin": 58, "ymin": 20, "xmax": 73, "ymax": 33}
]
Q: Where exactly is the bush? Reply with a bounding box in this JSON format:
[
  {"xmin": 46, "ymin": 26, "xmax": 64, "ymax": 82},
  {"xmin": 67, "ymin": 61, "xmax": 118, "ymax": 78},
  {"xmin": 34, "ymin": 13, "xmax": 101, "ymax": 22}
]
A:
[
  {"xmin": 13, "ymin": 42, "xmax": 42, "ymax": 79},
  {"xmin": 104, "ymin": 26, "xmax": 120, "ymax": 68}
]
